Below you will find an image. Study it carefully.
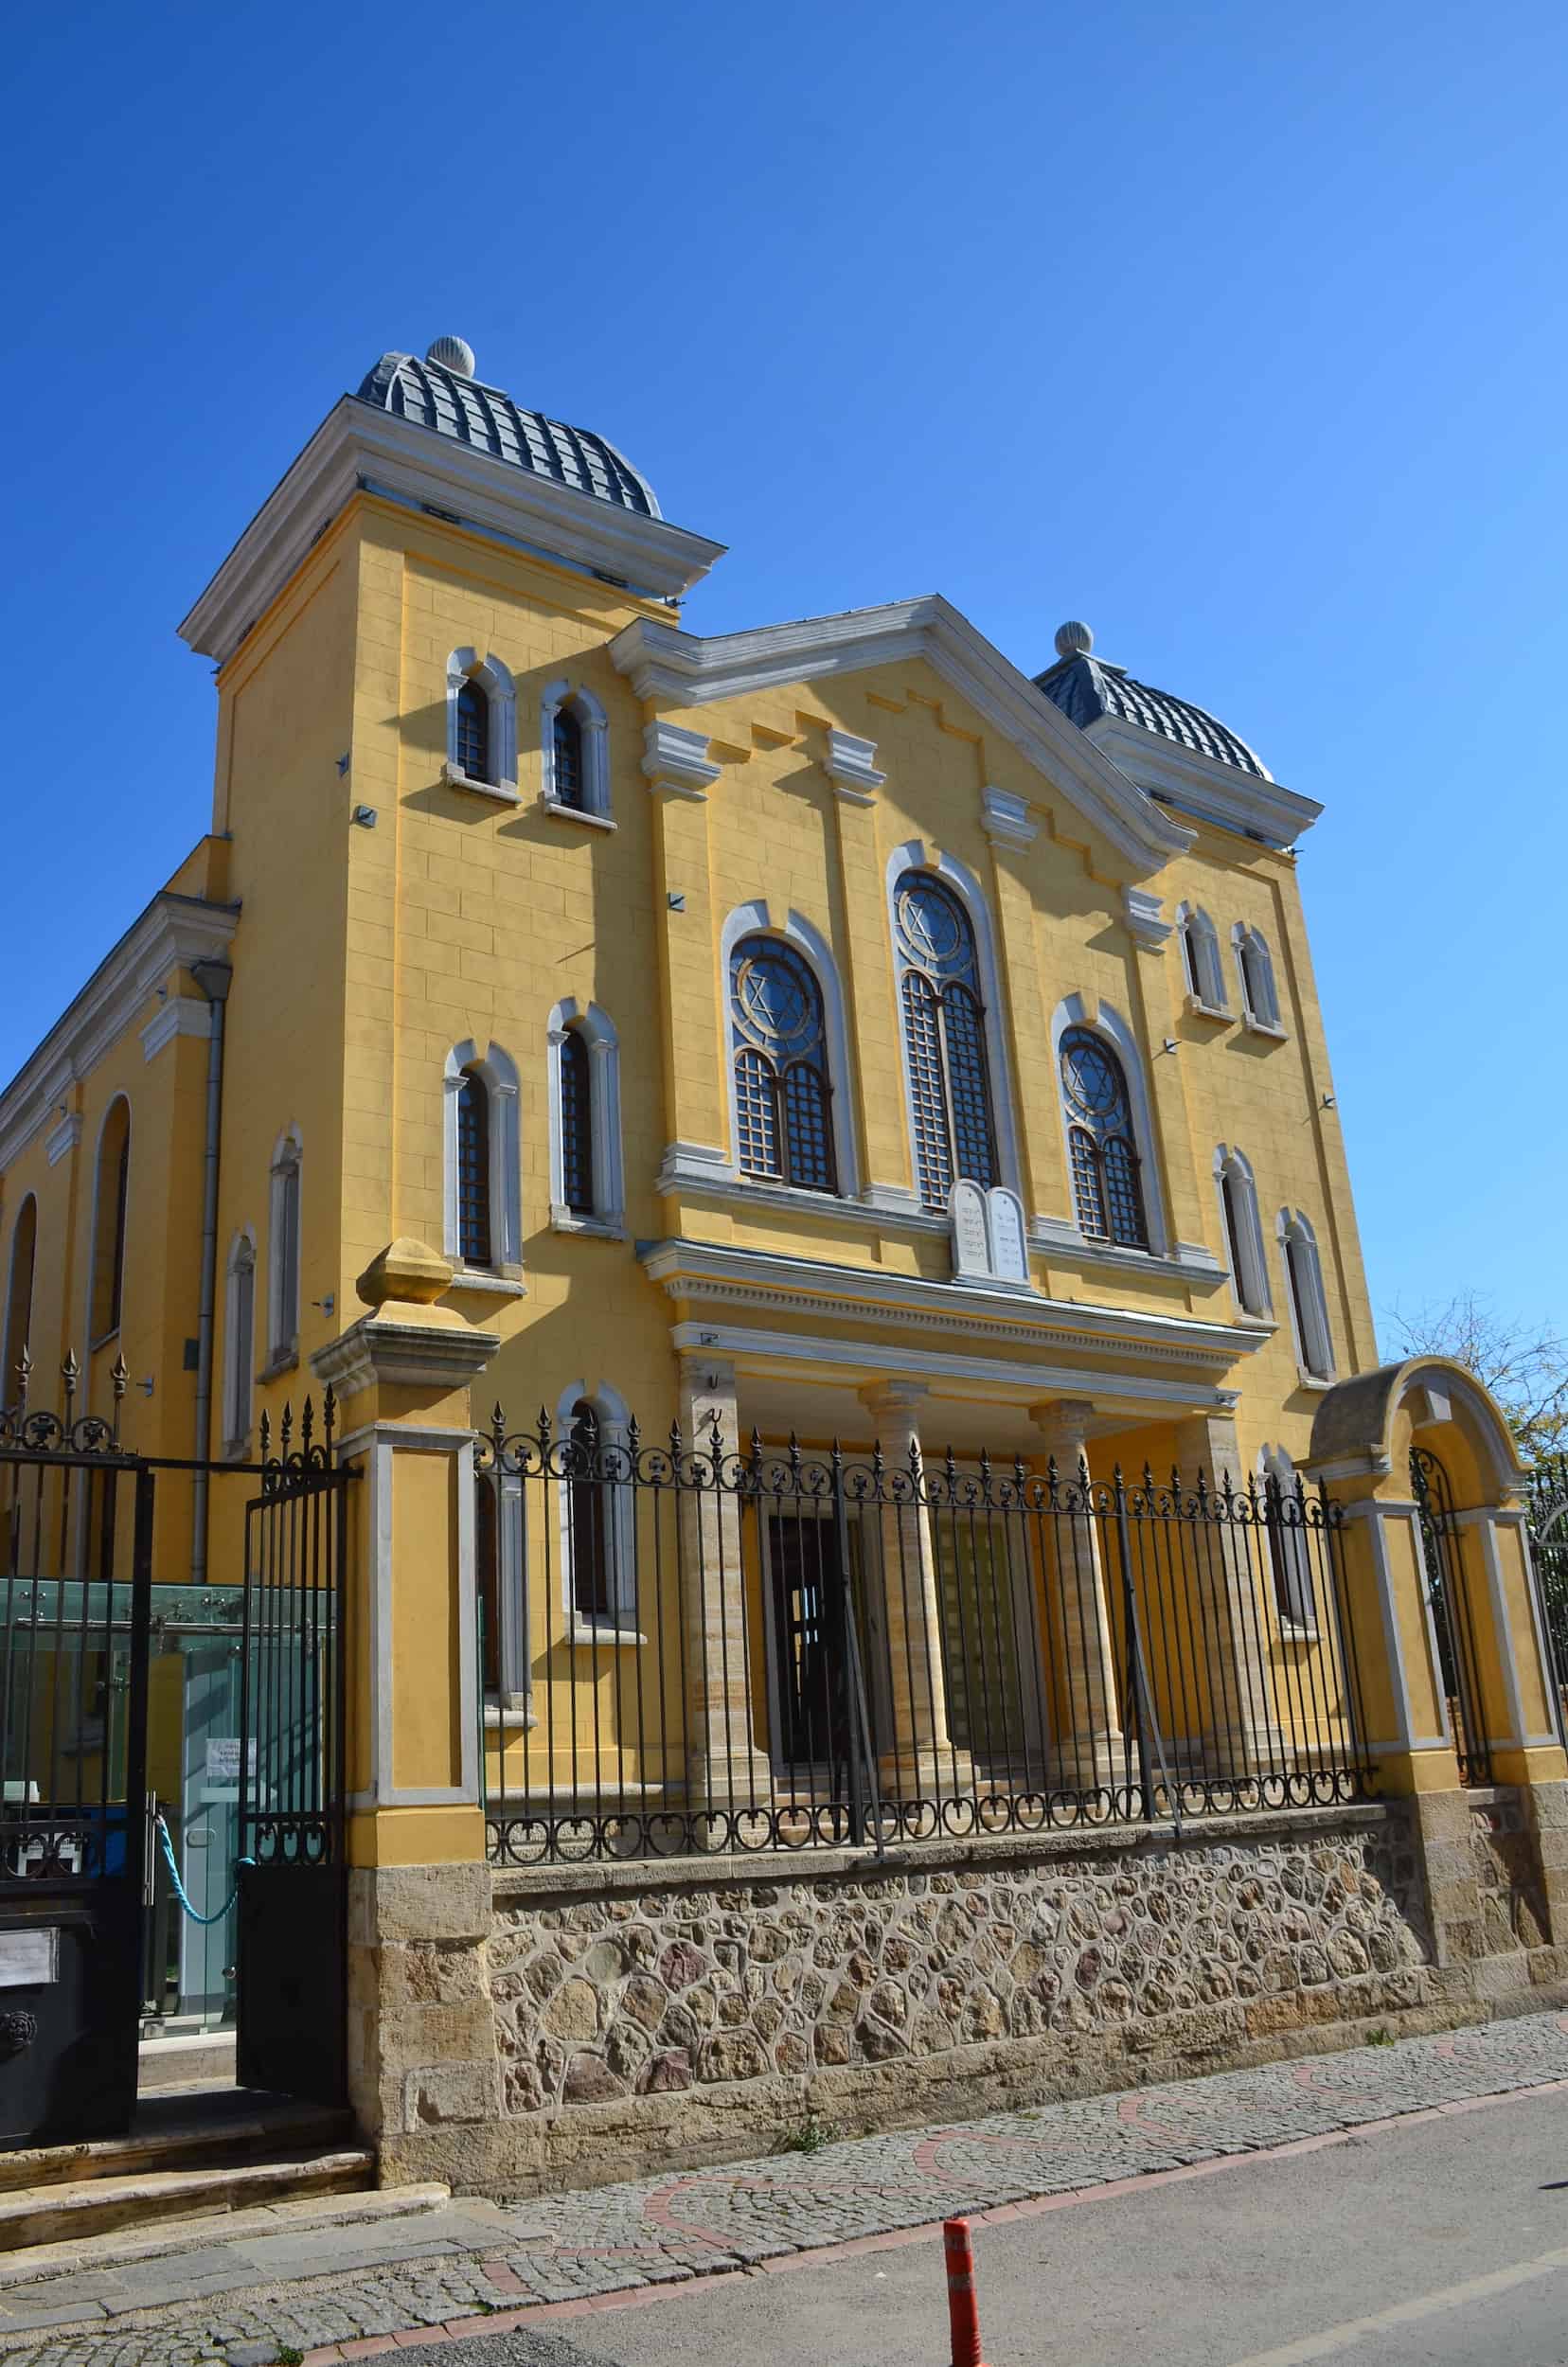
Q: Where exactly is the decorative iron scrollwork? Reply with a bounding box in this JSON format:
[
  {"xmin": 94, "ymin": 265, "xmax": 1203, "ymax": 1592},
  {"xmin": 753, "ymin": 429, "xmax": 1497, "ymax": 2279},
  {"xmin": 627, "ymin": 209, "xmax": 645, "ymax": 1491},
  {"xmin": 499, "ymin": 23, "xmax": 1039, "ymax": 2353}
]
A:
[{"xmin": 0, "ymin": 2009, "xmax": 39, "ymax": 2058}]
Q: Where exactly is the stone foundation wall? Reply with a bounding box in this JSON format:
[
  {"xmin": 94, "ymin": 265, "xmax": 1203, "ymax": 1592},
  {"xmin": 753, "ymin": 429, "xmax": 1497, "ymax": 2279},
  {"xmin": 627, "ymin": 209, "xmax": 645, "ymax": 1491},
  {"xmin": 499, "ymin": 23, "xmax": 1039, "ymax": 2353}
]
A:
[{"xmin": 358, "ymin": 1803, "xmax": 1568, "ymax": 2194}]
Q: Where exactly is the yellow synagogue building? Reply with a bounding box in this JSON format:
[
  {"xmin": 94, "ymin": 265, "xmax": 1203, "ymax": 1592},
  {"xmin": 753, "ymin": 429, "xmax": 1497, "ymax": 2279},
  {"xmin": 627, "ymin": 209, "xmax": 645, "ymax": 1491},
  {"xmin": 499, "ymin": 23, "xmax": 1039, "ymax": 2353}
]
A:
[{"xmin": 1, "ymin": 336, "xmax": 1562, "ymax": 2174}]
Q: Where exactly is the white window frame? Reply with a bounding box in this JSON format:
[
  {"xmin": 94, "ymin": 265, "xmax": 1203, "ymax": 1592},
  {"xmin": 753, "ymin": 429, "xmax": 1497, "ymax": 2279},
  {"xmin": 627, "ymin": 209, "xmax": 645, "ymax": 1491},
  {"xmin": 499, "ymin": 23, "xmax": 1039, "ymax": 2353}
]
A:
[
  {"xmin": 555, "ymin": 1379, "xmax": 639, "ymax": 1637},
  {"xmin": 1177, "ymin": 902, "xmax": 1227, "ymax": 1013},
  {"xmin": 442, "ymin": 1040, "xmax": 523, "ymax": 1274},
  {"xmin": 885, "ymin": 840, "xmax": 1022, "ymax": 1201},
  {"xmin": 1233, "ymin": 923, "xmax": 1283, "ymax": 1033},
  {"xmin": 1214, "ymin": 1144, "xmax": 1271, "ymax": 1318},
  {"xmin": 546, "ymin": 1000, "xmax": 625, "ymax": 1235},
  {"xmin": 265, "ymin": 1125, "xmax": 303, "ymax": 1372},
  {"xmin": 720, "ymin": 900, "xmax": 860, "ymax": 1201},
  {"xmin": 1278, "ymin": 1207, "xmax": 1334, "ymax": 1382},
  {"xmin": 541, "ymin": 680, "xmax": 613, "ymax": 826},
  {"xmin": 443, "ymin": 647, "xmax": 519, "ymax": 802},
  {"xmin": 1259, "ymin": 1444, "xmax": 1317, "ymax": 1635},
  {"xmin": 1048, "ymin": 993, "xmax": 1167, "ymax": 1255},
  {"xmin": 223, "ymin": 1226, "xmax": 258, "ymax": 1459}
]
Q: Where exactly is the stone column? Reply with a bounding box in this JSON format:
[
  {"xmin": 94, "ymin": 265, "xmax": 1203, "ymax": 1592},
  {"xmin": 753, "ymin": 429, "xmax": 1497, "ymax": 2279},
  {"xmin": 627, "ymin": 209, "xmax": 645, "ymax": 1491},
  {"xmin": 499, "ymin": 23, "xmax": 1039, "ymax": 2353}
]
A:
[
  {"xmin": 1030, "ymin": 1401, "xmax": 1125, "ymax": 1789},
  {"xmin": 675, "ymin": 1354, "xmax": 775, "ymax": 1820},
  {"xmin": 311, "ymin": 1237, "xmax": 506, "ymax": 2188},
  {"xmin": 1172, "ymin": 1410, "xmax": 1285, "ymax": 1773},
  {"xmin": 859, "ymin": 1381, "xmax": 972, "ymax": 1801}
]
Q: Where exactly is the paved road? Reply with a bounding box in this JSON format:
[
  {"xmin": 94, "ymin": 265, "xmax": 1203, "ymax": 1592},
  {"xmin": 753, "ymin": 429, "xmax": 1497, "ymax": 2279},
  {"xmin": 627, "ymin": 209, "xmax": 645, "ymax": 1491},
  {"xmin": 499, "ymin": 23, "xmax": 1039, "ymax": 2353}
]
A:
[{"xmin": 1, "ymin": 2009, "xmax": 1567, "ymax": 2363}]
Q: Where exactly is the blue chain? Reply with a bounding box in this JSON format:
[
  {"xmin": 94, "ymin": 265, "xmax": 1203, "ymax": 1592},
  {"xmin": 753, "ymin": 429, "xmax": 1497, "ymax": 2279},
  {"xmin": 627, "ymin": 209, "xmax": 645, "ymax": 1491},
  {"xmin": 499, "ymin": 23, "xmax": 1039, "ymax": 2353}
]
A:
[{"xmin": 153, "ymin": 1812, "xmax": 254, "ymax": 1928}]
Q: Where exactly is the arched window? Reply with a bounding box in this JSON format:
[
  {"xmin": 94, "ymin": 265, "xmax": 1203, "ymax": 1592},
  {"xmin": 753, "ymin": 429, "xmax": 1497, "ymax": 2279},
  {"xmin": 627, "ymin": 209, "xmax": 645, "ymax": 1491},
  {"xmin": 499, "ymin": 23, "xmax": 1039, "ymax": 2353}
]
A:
[
  {"xmin": 455, "ymin": 1068, "xmax": 492, "ymax": 1265},
  {"xmin": 567, "ymin": 1399, "xmax": 612, "ymax": 1621},
  {"xmin": 223, "ymin": 1230, "xmax": 256, "ymax": 1456},
  {"xmin": 893, "ymin": 871, "xmax": 998, "ymax": 1211},
  {"xmin": 1216, "ymin": 1146, "xmax": 1270, "ymax": 1316},
  {"xmin": 454, "ymin": 679, "xmax": 490, "ymax": 784},
  {"xmin": 89, "ymin": 1097, "xmax": 131, "ymax": 1345},
  {"xmin": 542, "ymin": 683, "xmax": 611, "ymax": 820},
  {"xmin": 1059, "ymin": 1028, "xmax": 1149, "ymax": 1249},
  {"xmin": 557, "ymin": 1382, "xmax": 635, "ymax": 1628},
  {"xmin": 1279, "ymin": 1209, "xmax": 1334, "ymax": 1380},
  {"xmin": 267, "ymin": 1128, "xmax": 302, "ymax": 1364},
  {"xmin": 1235, "ymin": 925, "xmax": 1281, "ymax": 1030},
  {"xmin": 729, "ymin": 935, "xmax": 837, "ymax": 1193},
  {"xmin": 445, "ymin": 649, "xmax": 518, "ymax": 797},
  {"xmin": 2, "ymin": 1197, "xmax": 36, "ymax": 1404},
  {"xmin": 559, "ymin": 1028, "xmax": 594, "ymax": 1216},
  {"xmin": 1178, "ymin": 904, "xmax": 1226, "ymax": 1010},
  {"xmin": 1259, "ymin": 1446, "xmax": 1316, "ymax": 1631}
]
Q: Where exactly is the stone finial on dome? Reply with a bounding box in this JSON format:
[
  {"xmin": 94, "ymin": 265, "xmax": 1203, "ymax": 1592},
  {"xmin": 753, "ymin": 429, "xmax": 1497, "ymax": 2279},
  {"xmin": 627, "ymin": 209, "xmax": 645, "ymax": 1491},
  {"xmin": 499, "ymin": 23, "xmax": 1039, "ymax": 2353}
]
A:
[
  {"xmin": 1054, "ymin": 620, "xmax": 1094, "ymax": 660},
  {"xmin": 426, "ymin": 334, "xmax": 476, "ymax": 378}
]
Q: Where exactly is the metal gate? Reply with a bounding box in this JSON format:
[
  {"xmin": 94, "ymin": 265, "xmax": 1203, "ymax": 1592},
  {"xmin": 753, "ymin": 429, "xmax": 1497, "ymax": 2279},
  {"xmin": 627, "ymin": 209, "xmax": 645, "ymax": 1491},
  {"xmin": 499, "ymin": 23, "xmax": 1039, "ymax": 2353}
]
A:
[
  {"xmin": 236, "ymin": 1397, "xmax": 349, "ymax": 2107},
  {"xmin": 0, "ymin": 1362, "xmax": 351, "ymax": 2145},
  {"xmin": 1411, "ymin": 1445, "xmax": 1491, "ymax": 1784}
]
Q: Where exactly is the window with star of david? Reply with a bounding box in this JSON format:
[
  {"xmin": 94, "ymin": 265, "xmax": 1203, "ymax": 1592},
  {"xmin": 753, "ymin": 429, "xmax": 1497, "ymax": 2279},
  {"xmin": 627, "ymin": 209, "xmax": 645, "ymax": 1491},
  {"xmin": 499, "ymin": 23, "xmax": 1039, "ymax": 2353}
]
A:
[
  {"xmin": 893, "ymin": 871, "xmax": 999, "ymax": 1212},
  {"xmin": 729, "ymin": 936, "xmax": 837, "ymax": 1193},
  {"xmin": 1059, "ymin": 1025, "xmax": 1149, "ymax": 1249}
]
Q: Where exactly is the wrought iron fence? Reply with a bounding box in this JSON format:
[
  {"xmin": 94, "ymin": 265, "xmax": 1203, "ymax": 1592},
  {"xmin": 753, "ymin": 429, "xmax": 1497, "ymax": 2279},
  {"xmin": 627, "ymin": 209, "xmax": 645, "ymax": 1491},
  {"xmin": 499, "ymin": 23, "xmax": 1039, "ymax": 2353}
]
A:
[
  {"xmin": 1411, "ymin": 1445, "xmax": 1492, "ymax": 1785},
  {"xmin": 1526, "ymin": 1455, "xmax": 1568, "ymax": 1747},
  {"xmin": 475, "ymin": 1405, "xmax": 1370, "ymax": 1866}
]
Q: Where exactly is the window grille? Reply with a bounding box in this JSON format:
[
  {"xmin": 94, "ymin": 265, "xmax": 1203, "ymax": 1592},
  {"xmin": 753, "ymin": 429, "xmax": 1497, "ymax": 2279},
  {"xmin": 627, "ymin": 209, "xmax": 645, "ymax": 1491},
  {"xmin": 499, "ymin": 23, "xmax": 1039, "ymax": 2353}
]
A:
[
  {"xmin": 560, "ymin": 1027, "xmax": 595, "ymax": 1216},
  {"xmin": 1059, "ymin": 1027, "xmax": 1149, "ymax": 1249},
  {"xmin": 553, "ymin": 707, "xmax": 586, "ymax": 810},
  {"xmin": 456, "ymin": 1069, "xmax": 492, "ymax": 1264},
  {"xmin": 893, "ymin": 874, "xmax": 998, "ymax": 1209},
  {"xmin": 455, "ymin": 679, "xmax": 490, "ymax": 782},
  {"xmin": 729, "ymin": 936, "xmax": 836, "ymax": 1192}
]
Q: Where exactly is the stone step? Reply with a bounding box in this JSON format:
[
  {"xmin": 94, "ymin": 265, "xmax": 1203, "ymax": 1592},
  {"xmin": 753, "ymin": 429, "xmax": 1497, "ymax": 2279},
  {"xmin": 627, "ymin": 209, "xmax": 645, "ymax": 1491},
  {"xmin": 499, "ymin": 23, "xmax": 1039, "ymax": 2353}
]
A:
[
  {"xmin": 0, "ymin": 2094, "xmax": 351, "ymax": 2196},
  {"xmin": 0, "ymin": 2178, "xmax": 451, "ymax": 2286},
  {"xmin": 137, "ymin": 2029, "xmax": 239, "ymax": 2093},
  {"xmin": 0, "ymin": 2145, "xmax": 377, "ymax": 2252}
]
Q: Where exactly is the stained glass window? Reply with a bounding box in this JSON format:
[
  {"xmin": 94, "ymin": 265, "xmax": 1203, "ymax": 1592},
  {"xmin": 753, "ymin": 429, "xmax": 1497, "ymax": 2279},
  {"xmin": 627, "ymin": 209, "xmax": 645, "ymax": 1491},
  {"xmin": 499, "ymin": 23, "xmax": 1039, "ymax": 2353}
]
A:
[
  {"xmin": 554, "ymin": 706, "xmax": 585, "ymax": 810},
  {"xmin": 455, "ymin": 679, "xmax": 490, "ymax": 782},
  {"xmin": 893, "ymin": 873, "xmax": 998, "ymax": 1210},
  {"xmin": 729, "ymin": 937, "xmax": 836, "ymax": 1192},
  {"xmin": 560, "ymin": 1027, "xmax": 594, "ymax": 1216},
  {"xmin": 456, "ymin": 1068, "xmax": 492, "ymax": 1264},
  {"xmin": 1060, "ymin": 1027, "xmax": 1149, "ymax": 1249}
]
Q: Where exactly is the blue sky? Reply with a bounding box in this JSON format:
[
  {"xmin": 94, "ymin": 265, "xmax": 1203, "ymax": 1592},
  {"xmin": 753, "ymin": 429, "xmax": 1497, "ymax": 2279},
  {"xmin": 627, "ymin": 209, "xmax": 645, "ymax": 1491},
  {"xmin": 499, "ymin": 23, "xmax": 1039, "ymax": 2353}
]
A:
[{"xmin": 3, "ymin": 0, "xmax": 1562, "ymax": 1338}]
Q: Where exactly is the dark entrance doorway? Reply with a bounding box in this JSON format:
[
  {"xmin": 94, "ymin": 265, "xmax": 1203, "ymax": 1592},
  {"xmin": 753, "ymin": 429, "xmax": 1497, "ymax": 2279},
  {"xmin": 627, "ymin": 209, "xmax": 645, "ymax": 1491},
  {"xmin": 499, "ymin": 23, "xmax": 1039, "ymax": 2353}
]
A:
[{"xmin": 0, "ymin": 1365, "xmax": 350, "ymax": 2146}]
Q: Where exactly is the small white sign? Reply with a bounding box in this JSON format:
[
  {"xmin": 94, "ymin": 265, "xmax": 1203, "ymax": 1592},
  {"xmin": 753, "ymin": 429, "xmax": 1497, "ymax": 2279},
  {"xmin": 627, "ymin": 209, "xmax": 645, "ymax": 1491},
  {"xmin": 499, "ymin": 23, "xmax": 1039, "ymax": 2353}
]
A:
[
  {"xmin": 205, "ymin": 1737, "xmax": 256, "ymax": 1785},
  {"xmin": 0, "ymin": 1927, "xmax": 58, "ymax": 1988}
]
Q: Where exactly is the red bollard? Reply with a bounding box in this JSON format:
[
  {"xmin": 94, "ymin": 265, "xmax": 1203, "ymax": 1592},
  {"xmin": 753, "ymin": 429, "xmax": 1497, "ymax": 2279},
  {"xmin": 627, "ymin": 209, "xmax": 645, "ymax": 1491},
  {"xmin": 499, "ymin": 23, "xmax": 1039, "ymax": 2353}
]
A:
[{"xmin": 943, "ymin": 2216, "xmax": 989, "ymax": 2367}]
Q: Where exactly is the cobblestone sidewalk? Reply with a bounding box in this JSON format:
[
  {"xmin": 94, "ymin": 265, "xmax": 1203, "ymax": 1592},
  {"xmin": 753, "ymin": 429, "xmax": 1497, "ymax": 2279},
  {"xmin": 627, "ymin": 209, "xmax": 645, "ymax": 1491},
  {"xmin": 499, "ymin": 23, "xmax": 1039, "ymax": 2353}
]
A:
[{"xmin": 3, "ymin": 2009, "xmax": 1568, "ymax": 2367}]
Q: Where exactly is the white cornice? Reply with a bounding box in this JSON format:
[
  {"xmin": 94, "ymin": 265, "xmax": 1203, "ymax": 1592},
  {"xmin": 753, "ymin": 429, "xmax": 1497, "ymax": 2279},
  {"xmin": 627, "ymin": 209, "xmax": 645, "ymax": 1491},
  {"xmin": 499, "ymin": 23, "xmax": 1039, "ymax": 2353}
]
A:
[
  {"xmin": 1083, "ymin": 717, "xmax": 1322, "ymax": 849},
  {"xmin": 1122, "ymin": 885, "xmax": 1171, "ymax": 950},
  {"xmin": 45, "ymin": 1113, "xmax": 82, "ymax": 1167},
  {"xmin": 179, "ymin": 399, "xmax": 728, "ymax": 669},
  {"xmin": 823, "ymin": 729, "xmax": 886, "ymax": 804},
  {"xmin": 642, "ymin": 721, "xmax": 721, "ymax": 799},
  {"xmin": 980, "ymin": 785, "xmax": 1037, "ymax": 847},
  {"xmin": 0, "ymin": 894, "xmax": 239, "ymax": 1174},
  {"xmin": 638, "ymin": 1237, "xmax": 1264, "ymax": 1370},
  {"xmin": 608, "ymin": 598, "xmax": 1195, "ymax": 879},
  {"xmin": 140, "ymin": 994, "xmax": 211, "ymax": 1063}
]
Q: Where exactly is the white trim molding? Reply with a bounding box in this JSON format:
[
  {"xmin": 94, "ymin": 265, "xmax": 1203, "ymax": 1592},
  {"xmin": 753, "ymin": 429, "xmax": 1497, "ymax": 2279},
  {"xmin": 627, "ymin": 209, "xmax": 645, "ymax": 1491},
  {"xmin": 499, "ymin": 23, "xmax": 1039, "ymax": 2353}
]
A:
[
  {"xmin": 443, "ymin": 646, "xmax": 519, "ymax": 799},
  {"xmin": 1278, "ymin": 1206, "xmax": 1334, "ymax": 1383},
  {"xmin": 1122, "ymin": 886, "xmax": 1170, "ymax": 950},
  {"xmin": 1234, "ymin": 922, "xmax": 1283, "ymax": 1033},
  {"xmin": 1257, "ymin": 1443, "xmax": 1316, "ymax": 1634},
  {"xmin": 442, "ymin": 1039, "xmax": 523, "ymax": 1273},
  {"xmin": 823, "ymin": 729, "xmax": 886, "ymax": 805},
  {"xmin": 1048, "ymin": 992, "xmax": 1168, "ymax": 1258},
  {"xmin": 542, "ymin": 680, "xmax": 612, "ymax": 821},
  {"xmin": 1176, "ymin": 901, "xmax": 1228, "ymax": 1014},
  {"xmin": 1215, "ymin": 1143, "xmax": 1271, "ymax": 1320},
  {"xmin": 643, "ymin": 720, "xmax": 720, "ymax": 800},
  {"xmin": 547, "ymin": 999, "xmax": 625, "ymax": 1235},
  {"xmin": 608, "ymin": 597, "xmax": 1196, "ymax": 873},
  {"xmin": 1081, "ymin": 711, "xmax": 1323, "ymax": 851},
  {"xmin": 140, "ymin": 995, "xmax": 210, "ymax": 1062},
  {"xmin": 222, "ymin": 1224, "xmax": 258, "ymax": 1460},
  {"xmin": 720, "ymin": 899, "xmax": 861, "ymax": 1201},
  {"xmin": 980, "ymin": 786, "xmax": 1037, "ymax": 847},
  {"xmin": 887, "ymin": 838, "xmax": 1023, "ymax": 1204},
  {"xmin": 45, "ymin": 1112, "xmax": 81, "ymax": 1167},
  {"xmin": 553, "ymin": 1379, "xmax": 638, "ymax": 1631},
  {"xmin": 266, "ymin": 1124, "xmax": 304, "ymax": 1370}
]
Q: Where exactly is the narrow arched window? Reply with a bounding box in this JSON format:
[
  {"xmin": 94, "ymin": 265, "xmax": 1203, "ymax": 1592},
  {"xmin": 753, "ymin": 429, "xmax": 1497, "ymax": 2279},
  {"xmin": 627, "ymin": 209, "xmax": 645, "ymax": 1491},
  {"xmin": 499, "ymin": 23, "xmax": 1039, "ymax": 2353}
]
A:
[
  {"xmin": 455, "ymin": 678, "xmax": 490, "ymax": 784},
  {"xmin": 559, "ymin": 1027, "xmax": 594, "ymax": 1216},
  {"xmin": 456, "ymin": 1067, "xmax": 492, "ymax": 1264},
  {"xmin": 1236, "ymin": 926, "xmax": 1280, "ymax": 1029},
  {"xmin": 567, "ymin": 1398, "xmax": 612, "ymax": 1620},
  {"xmin": 1060, "ymin": 1028, "xmax": 1149, "ymax": 1249},
  {"xmin": 1260, "ymin": 1448, "xmax": 1316, "ymax": 1630},
  {"xmin": 553, "ymin": 707, "xmax": 586, "ymax": 811},
  {"xmin": 268, "ymin": 1131, "xmax": 302, "ymax": 1362},
  {"xmin": 2, "ymin": 1197, "xmax": 37, "ymax": 1405},
  {"xmin": 1218, "ymin": 1148, "xmax": 1269, "ymax": 1316},
  {"xmin": 894, "ymin": 873, "xmax": 998, "ymax": 1210},
  {"xmin": 1281, "ymin": 1210, "xmax": 1333, "ymax": 1379},
  {"xmin": 1179, "ymin": 905, "xmax": 1225, "ymax": 1009},
  {"xmin": 729, "ymin": 936, "xmax": 836, "ymax": 1193},
  {"xmin": 90, "ymin": 1099, "xmax": 131, "ymax": 1344},
  {"xmin": 223, "ymin": 1233, "xmax": 256, "ymax": 1455}
]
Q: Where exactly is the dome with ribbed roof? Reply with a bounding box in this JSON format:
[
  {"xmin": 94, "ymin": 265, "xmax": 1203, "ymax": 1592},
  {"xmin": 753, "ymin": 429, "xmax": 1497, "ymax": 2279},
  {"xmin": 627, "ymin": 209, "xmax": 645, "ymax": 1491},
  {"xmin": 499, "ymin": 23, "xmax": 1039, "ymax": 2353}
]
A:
[
  {"xmin": 1034, "ymin": 624, "xmax": 1271, "ymax": 782},
  {"xmin": 355, "ymin": 341, "xmax": 661, "ymax": 519}
]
